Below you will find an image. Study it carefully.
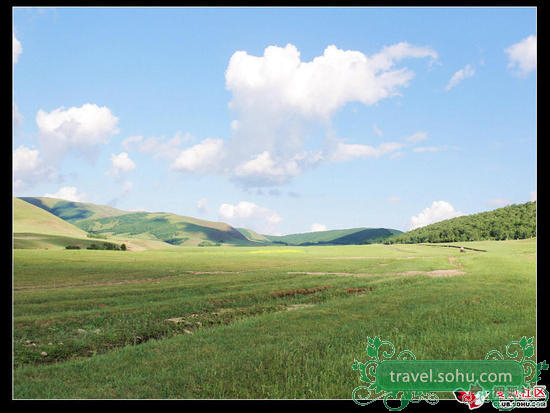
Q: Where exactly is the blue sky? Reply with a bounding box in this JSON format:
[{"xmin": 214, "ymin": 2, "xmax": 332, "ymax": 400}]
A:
[{"xmin": 13, "ymin": 7, "xmax": 537, "ymax": 235}]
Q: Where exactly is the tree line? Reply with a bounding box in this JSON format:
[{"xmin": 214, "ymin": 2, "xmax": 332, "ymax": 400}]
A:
[{"xmin": 386, "ymin": 201, "xmax": 536, "ymax": 244}]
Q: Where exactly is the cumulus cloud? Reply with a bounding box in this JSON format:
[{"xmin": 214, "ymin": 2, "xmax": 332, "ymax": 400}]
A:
[
  {"xmin": 107, "ymin": 152, "xmax": 136, "ymax": 177},
  {"xmin": 13, "ymin": 145, "xmax": 55, "ymax": 191},
  {"xmin": 44, "ymin": 186, "xmax": 86, "ymax": 202},
  {"xmin": 224, "ymin": 42, "xmax": 437, "ymax": 187},
  {"xmin": 218, "ymin": 201, "xmax": 282, "ymax": 233},
  {"xmin": 133, "ymin": 43, "xmax": 436, "ymax": 188},
  {"xmin": 171, "ymin": 138, "xmax": 225, "ymax": 173},
  {"xmin": 409, "ymin": 201, "xmax": 464, "ymax": 230},
  {"xmin": 227, "ymin": 43, "xmax": 437, "ymax": 119},
  {"xmin": 445, "ymin": 64, "xmax": 475, "ymax": 91},
  {"xmin": 13, "ymin": 34, "xmax": 22, "ymax": 64},
  {"xmin": 311, "ymin": 223, "xmax": 327, "ymax": 232},
  {"xmin": 36, "ymin": 103, "xmax": 119, "ymax": 161},
  {"xmin": 505, "ymin": 35, "xmax": 536, "ymax": 76},
  {"xmin": 233, "ymin": 150, "xmax": 323, "ymax": 186},
  {"xmin": 530, "ymin": 191, "xmax": 536, "ymax": 202}
]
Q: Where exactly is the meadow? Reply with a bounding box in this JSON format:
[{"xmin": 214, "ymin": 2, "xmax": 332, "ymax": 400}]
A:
[{"xmin": 13, "ymin": 239, "xmax": 536, "ymax": 399}]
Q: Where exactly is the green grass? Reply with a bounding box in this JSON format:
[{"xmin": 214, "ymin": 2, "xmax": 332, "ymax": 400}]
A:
[{"xmin": 13, "ymin": 239, "xmax": 536, "ymax": 399}]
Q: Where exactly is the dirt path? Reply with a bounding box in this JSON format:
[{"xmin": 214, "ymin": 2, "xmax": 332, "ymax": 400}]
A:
[{"xmin": 288, "ymin": 269, "xmax": 465, "ymax": 278}]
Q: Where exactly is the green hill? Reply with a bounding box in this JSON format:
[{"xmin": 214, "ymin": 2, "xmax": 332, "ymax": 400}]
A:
[
  {"xmin": 13, "ymin": 198, "xmax": 125, "ymax": 250},
  {"xmin": 264, "ymin": 227, "xmax": 402, "ymax": 246},
  {"xmin": 20, "ymin": 197, "xmax": 258, "ymax": 247},
  {"xmin": 20, "ymin": 197, "xmax": 128, "ymax": 223},
  {"xmin": 14, "ymin": 198, "xmax": 89, "ymax": 238},
  {"xmin": 236, "ymin": 228, "xmax": 272, "ymax": 244},
  {"xmin": 387, "ymin": 201, "xmax": 536, "ymax": 244}
]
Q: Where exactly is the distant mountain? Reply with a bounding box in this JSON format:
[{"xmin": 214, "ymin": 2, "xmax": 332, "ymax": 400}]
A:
[
  {"xmin": 264, "ymin": 227, "xmax": 402, "ymax": 246},
  {"xmin": 19, "ymin": 197, "xmax": 258, "ymax": 247},
  {"xmin": 387, "ymin": 201, "xmax": 536, "ymax": 244}
]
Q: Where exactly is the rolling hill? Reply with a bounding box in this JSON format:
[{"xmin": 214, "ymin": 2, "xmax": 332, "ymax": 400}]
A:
[
  {"xmin": 16, "ymin": 197, "xmax": 402, "ymax": 248},
  {"xmin": 13, "ymin": 198, "xmax": 173, "ymax": 250},
  {"xmin": 19, "ymin": 197, "xmax": 258, "ymax": 247},
  {"xmin": 264, "ymin": 227, "xmax": 402, "ymax": 245},
  {"xmin": 14, "ymin": 198, "xmax": 89, "ymax": 238},
  {"xmin": 387, "ymin": 201, "xmax": 536, "ymax": 244}
]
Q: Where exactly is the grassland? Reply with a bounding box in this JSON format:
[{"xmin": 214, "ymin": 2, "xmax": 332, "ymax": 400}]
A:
[{"xmin": 13, "ymin": 239, "xmax": 536, "ymax": 399}]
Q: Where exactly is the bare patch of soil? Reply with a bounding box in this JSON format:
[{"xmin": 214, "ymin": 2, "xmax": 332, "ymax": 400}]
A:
[{"xmin": 271, "ymin": 286, "xmax": 330, "ymax": 297}]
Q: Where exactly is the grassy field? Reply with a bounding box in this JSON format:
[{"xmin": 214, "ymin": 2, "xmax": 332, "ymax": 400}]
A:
[{"xmin": 13, "ymin": 239, "xmax": 536, "ymax": 399}]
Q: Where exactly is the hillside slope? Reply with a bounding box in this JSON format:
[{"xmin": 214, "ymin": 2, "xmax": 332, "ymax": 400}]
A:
[
  {"xmin": 21, "ymin": 197, "xmax": 258, "ymax": 247},
  {"xmin": 388, "ymin": 201, "xmax": 536, "ymax": 244},
  {"xmin": 20, "ymin": 197, "xmax": 128, "ymax": 223},
  {"xmin": 14, "ymin": 198, "xmax": 89, "ymax": 238},
  {"xmin": 265, "ymin": 227, "xmax": 402, "ymax": 245},
  {"xmin": 14, "ymin": 198, "xmax": 173, "ymax": 250},
  {"xmin": 237, "ymin": 228, "xmax": 272, "ymax": 244}
]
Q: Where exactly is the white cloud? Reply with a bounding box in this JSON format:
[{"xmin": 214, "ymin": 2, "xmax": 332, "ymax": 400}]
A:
[
  {"xmin": 409, "ymin": 201, "xmax": 464, "ymax": 230},
  {"xmin": 226, "ymin": 42, "xmax": 437, "ymax": 118},
  {"xmin": 225, "ymin": 42, "xmax": 437, "ymax": 186},
  {"xmin": 311, "ymin": 223, "xmax": 327, "ymax": 232},
  {"xmin": 373, "ymin": 124, "xmax": 383, "ymax": 137},
  {"xmin": 127, "ymin": 131, "xmax": 194, "ymax": 161},
  {"xmin": 196, "ymin": 198, "xmax": 208, "ymax": 213},
  {"xmin": 233, "ymin": 150, "xmax": 323, "ymax": 186},
  {"xmin": 505, "ymin": 35, "xmax": 536, "ymax": 76},
  {"xmin": 13, "ymin": 34, "xmax": 22, "ymax": 64},
  {"xmin": 36, "ymin": 103, "xmax": 119, "ymax": 161},
  {"xmin": 530, "ymin": 190, "xmax": 537, "ymax": 202},
  {"xmin": 171, "ymin": 138, "xmax": 225, "ymax": 173},
  {"xmin": 387, "ymin": 196, "xmax": 401, "ymax": 203},
  {"xmin": 405, "ymin": 131, "xmax": 428, "ymax": 143},
  {"xmin": 107, "ymin": 152, "xmax": 136, "ymax": 177},
  {"xmin": 44, "ymin": 186, "xmax": 86, "ymax": 202},
  {"xmin": 330, "ymin": 141, "xmax": 405, "ymax": 162},
  {"xmin": 13, "ymin": 145, "xmax": 55, "ymax": 191},
  {"xmin": 488, "ymin": 198, "xmax": 511, "ymax": 208},
  {"xmin": 445, "ymin": 64, "xmax": 475, "ymax": 91},
  {"xmin": 218, "ymin": 201, "xmax": 282, "ymax": 233}
]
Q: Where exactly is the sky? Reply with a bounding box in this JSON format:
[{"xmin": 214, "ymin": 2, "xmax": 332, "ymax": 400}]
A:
[{"xmin": 12, "ymin": 7, "xmax": 537, "ymax": 235}]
